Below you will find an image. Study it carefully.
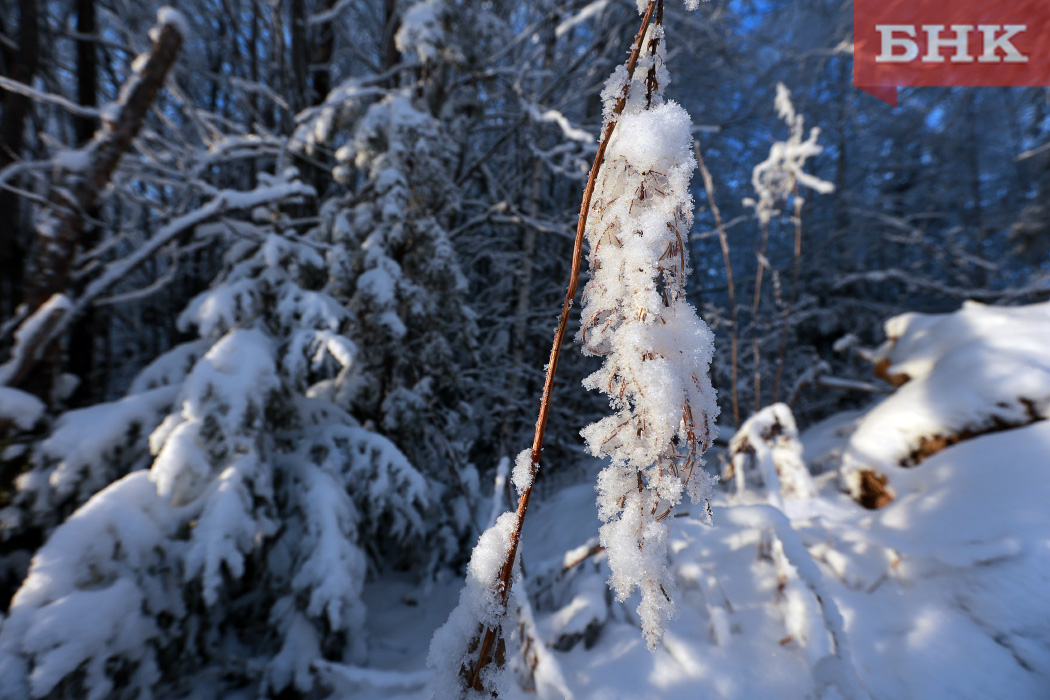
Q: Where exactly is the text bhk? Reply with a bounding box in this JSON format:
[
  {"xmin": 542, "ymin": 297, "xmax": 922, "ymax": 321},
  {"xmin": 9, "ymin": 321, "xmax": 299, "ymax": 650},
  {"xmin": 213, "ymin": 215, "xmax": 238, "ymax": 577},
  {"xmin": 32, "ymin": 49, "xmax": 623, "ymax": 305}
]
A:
[{"xmin": 875, "ymin": 25, "xmax": 1028, "ymax": 63}]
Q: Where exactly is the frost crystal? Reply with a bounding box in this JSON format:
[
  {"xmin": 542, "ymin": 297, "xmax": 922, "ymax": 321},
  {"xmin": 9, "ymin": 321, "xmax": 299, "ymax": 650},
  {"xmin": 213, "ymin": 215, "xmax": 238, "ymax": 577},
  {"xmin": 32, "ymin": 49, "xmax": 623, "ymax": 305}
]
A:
[{"xmin": 577, "ymin": 23, "xmax": 718, "ymax": 648}]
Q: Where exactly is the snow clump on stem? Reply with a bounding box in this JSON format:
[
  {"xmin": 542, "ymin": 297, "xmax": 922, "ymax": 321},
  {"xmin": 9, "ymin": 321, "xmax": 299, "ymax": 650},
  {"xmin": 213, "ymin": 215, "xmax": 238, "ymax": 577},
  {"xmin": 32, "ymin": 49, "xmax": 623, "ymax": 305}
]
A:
[{"xmin": 577, "ymin": 19, "xmax": 718, "ymax": 649}]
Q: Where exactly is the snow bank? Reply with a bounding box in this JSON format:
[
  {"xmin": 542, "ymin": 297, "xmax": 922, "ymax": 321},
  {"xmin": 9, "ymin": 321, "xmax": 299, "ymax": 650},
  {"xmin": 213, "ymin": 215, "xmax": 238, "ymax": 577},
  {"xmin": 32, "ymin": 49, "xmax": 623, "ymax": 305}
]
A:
[{"xmin": 840, "ymin": 300, "xmax": 1050, "ymax": 501}]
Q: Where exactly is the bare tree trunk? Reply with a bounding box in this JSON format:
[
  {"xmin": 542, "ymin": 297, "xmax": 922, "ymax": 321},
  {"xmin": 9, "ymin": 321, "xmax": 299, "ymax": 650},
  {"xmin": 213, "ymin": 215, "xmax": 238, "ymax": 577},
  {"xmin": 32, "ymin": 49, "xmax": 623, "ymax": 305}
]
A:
[
  {"xmin": 290, "ymin": 0, "xmax": 309, "ymax": 110},
  {"xmin": 0, "ymin": 0, "xmax": 40, "ymax": 320},
  {"xmin": 69, "ymin": 0, "xmax": 102, "ymax": 404},
  {"xmin": 381, "ymin": 0, "xmax": 400, "ymax": 76},
  {"xmin": 74, "ymin": 0, "xmax": 98, "ymax": 145},
  {"xmin": 312, "ymin": 0, "xmax": 337, "ymax": 104},
  {"xmin": 10, "ymin": 20, "xmax": 184, "ymax": 393}
]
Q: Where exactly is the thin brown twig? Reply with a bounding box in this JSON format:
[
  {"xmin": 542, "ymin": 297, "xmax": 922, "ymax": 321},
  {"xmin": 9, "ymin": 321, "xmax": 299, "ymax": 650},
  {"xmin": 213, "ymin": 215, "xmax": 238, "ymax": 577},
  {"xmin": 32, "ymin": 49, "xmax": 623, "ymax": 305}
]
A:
[
  {"xmin": 465, "ymin": 2, "xmax": 662, "ymax": 692},
  {"xmin": 751, "ymin": 217, "xmax": 770, "ymax": 413},
  {"xmin": 694, "ymin": 142, "xmax": 738, "ymax": 428},
  {"xmin": 772, "ymin": 184, "xmax": 802, "ymax": 403}
]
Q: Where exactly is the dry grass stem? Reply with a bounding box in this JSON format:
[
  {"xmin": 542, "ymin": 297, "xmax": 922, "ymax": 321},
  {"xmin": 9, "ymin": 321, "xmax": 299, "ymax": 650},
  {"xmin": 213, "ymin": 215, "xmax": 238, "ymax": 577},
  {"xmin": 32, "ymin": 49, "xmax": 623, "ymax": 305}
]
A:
[
  {"xmin": 772, "ymin": 186, "xmax": 802, "ymax": 403},
  {"xmin": 695, "ymin": 142, "xmax": 739, "ymax": 427}
]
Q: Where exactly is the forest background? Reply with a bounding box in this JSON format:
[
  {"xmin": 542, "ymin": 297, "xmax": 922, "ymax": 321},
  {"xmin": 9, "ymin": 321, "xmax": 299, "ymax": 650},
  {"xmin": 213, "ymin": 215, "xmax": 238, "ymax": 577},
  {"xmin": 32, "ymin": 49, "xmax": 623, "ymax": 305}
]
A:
[{"xmin": 0, "ymin": 0, "xmax": 1048, "ymax": 698}]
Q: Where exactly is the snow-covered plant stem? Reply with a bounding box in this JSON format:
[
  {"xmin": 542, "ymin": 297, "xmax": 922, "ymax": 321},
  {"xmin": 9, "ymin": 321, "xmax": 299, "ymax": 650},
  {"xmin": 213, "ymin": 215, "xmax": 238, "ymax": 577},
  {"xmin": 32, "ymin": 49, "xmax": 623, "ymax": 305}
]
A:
[
  {"xmin": 577, "ymin": 1, "xmax": 718, "ymax": 648},
  {"xmin": 744, "ymin": 83, "xmax": 833, "ymax": 412},
  {"xmin": 458, "ymin": 2, "xmax": 663, "ymax": 692}
]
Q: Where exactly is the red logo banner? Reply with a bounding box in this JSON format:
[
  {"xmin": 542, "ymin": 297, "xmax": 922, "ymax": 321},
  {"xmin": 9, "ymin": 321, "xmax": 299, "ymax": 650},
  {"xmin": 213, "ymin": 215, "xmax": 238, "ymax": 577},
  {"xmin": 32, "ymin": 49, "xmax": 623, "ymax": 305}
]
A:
[{"xmin": 854, "ymin": 0, "xmax": 1050, "ymax": 106}]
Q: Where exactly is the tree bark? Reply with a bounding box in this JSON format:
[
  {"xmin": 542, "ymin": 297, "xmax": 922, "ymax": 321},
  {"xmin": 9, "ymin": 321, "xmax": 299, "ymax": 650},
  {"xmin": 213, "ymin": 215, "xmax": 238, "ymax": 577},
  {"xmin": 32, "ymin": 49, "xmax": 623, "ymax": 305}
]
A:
[
  {"xmin": 290, "ymin": 0, "xmax": 309, "ymax": 110},
  {"xmin": 69, "ymin": 0, "xmax": 101, "ymax": 404},
  {"xmin": 75, "ymin": 0, "xmax": 98, "ymax": 145},
  {"xmin": 0, "ymin": 0, "xmax": 40, "ymax": 320}
]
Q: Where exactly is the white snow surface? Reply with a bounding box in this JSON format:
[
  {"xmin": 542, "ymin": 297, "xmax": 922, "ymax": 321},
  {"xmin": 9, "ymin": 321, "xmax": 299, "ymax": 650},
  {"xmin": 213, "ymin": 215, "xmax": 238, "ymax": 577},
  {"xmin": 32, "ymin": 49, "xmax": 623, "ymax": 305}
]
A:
[
  {"xmin": 839, "ymin": 299, "xmax": 1050, "ymax": 499},
  {"xmin": 332, "ymin": 300, "xmax": 1050, "ymax": 700}
]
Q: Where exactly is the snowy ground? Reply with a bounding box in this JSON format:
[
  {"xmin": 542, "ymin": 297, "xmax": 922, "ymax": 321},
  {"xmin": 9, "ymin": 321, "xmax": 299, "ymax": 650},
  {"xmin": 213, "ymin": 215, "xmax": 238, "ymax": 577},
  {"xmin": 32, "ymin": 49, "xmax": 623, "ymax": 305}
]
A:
[
  {"xmin": 347, "ymin": 439, "xmax": 1050, "ymax": 700},
  {"xmin": 341, "ymin": 302, "xmax": 1050, "ymax": 700}
]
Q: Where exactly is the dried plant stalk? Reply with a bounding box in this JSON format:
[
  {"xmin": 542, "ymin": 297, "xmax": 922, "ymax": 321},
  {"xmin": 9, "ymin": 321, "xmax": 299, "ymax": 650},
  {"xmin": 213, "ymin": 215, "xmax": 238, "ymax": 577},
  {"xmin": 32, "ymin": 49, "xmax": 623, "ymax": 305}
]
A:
[
  {"xmin": 575, "ymin": 1, "xmax": 717, "ymax": 647},
  {"xmin": 463, "ymin": 2, "xmax": 662, "ymax": 691},
  {"xmin": 695, "ymin": 142, "xmax": 739, "ymax": 428},
  {"xmin": 772, "ymin": 186, "xmax": 803, "ymax": 403}
]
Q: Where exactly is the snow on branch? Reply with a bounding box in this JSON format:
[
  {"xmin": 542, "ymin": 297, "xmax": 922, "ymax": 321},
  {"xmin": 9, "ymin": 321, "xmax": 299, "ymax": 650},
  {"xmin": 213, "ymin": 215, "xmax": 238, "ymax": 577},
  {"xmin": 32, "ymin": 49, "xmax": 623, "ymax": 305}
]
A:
[
  {"xmin": 0, "ymin": 8, "xmax": 186, "ymax": 396},
  {"xmin": 635, "ymin": 0, "xmax": 702, "ymax": 12},
  {"xmin": 0, "ymin": 177, "xmax": 314, "ymax": 391},
  {"xmin": 395, "ymin": 0, "xmax": 448, "ymax": 64},
  {"xmin": 556, "ymin": 1, "xmax": 610, "ymax": 38},
  {"xmin": 309, "ymin": 0, "xmax": 354, "ymax": 26},
  {"xmin": 0, "ymin": 295, "xmax": 72, "ymax": 388},
  {"xmin": 833, "ymin": 267, "xmax": 1050, "ymax": 301},
  {"xmin": 0, "ymin": 76, "xmax": 102, "ymax": 119},
  {"xmin": 24, "ymin": 9, "xmax": 185, "ymax": 311}
]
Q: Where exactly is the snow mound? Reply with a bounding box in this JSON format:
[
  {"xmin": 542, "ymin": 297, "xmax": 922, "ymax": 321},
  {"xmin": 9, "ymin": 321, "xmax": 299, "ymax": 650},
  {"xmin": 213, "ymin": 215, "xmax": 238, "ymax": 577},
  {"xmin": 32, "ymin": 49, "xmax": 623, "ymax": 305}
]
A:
[{"xmin": 840, "ymin": 300, "xmax": 1050, "ymax": 502}]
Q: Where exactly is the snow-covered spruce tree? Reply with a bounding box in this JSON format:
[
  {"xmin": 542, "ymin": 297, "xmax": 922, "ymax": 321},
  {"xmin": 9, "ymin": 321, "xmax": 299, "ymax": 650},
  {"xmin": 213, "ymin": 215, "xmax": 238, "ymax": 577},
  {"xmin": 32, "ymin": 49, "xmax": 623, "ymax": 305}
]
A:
[
  {"xmin": 0, "ymin": 169, "xmax": 430, "ymax": 699},
  {"xmin": 0, "ymin": 178, "xmax": 317, "ymax": 585},
  {"xmin": 288, "ymin": 2, "xmax": 486, "ymax": 565},
  {"xmin": 333, "ymin": 90, "xmax": 477, "ymax": 479},
  {"xmin": 576, "ymin": 9, "xmax": 718, "ymax": 649}
]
